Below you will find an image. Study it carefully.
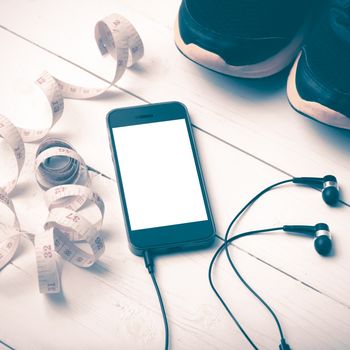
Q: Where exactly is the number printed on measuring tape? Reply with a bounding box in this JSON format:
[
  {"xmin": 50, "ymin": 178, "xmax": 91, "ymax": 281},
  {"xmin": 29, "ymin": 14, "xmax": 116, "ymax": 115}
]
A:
[{"xmin": 0, "ymin": 13, "xmax": 143, "ymax": 293}]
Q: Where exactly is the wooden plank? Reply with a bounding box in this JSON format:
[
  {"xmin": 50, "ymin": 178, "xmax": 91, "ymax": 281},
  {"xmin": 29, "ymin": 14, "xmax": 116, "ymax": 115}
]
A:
[
  {"xmin": 0, "ymin": 24, "xmax": 350, "ymax": 350},
  {"xmin": 1, "ymin": 157, "xmax": 350, "ymax": 350},
  {"xmin": 0, "ymin": 28, "xmax": 349, "ymax": 307},
  {"xmin": 0, "ymin": 0, "xmax": 349, "ymax": 201},
  {"xmin": 0, "ymin": 29, "xmax": 140, "ymax": 179}
]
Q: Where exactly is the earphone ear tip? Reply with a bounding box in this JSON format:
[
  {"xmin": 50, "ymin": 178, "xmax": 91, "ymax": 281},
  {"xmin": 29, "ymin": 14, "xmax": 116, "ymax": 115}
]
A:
[
  {"xmin": 314, "ymin": 236, "xmax": 332, "ymax": 256},
  {"xmin": 323, "ymin": 175, "xmax": 337, "ymax": 182},
  {"xmin": 322, "ymin": 187, "xmax": 339, "ymax": 206}
]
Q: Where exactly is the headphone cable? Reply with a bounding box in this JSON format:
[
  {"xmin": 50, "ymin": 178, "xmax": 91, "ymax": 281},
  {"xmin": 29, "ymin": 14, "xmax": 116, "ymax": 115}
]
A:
[
  {"xmin": 144, "ymin": 250, "xmax": 169, "ymax": 350},
  {"xmin": 223, "ymin": 179, "xmax": 293, "ymax": 246},
  {"xmin": 212, "ymin": 228, "xmax": 291, "ymax": 349},
  {"xmin": 0, "ymin": 339, "xmax": 15, "ymax": 350},
  {"xmin": 209, "ymin": 179, "xmax": 293, "ymax": 349},
  {"xmin": 210, "ymin": 227, "xmax": 284, "ymax": 349},
  {"xmin": 142, "ymin": 180, "xmax": 294, "ymax": 350},
  {"xmin": 222, "ymin": 227, "xmax": 290, "ymax": 350},
  {"xmin": 224, "ymin": 230, "xmax": 285, "ymax": 341}
]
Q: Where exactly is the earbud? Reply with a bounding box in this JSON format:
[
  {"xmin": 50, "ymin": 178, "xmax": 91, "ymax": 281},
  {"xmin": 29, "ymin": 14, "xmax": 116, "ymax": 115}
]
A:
[
  {"xmin": 292, "ymin": 175, "xmax": 340, "ymax": 206},
  {"xmin": 321, "ymin": 175, "xmax": 340, "ymax": 206},
  {"xmin": 313, "ymin": 223, "xmax": 333, "ymax": 256},
  {"xmin": 282, "ymin": 223, "xmax": 333, "ymax": 256}
]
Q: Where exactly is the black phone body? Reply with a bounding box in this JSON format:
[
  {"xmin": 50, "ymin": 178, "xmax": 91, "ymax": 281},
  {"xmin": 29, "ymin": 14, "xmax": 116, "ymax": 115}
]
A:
[{"xmin": 107, "ymin": 101, "xmax": 215, "ymax": 256}]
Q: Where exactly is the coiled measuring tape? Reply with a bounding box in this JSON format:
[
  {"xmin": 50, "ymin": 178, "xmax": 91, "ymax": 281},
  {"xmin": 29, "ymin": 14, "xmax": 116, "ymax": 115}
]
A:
[{"xmin": 0, "ymin": 13, "xmax": 144, "ymax": 293}]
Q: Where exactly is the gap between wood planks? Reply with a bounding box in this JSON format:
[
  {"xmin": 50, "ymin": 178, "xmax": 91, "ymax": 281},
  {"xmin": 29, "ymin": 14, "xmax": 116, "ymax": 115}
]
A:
[
  {"xmin": 1, "ymin": 24, "xmax": 348, "ymax": 209},
  {"xmin": 1, "ymin": 24, "xmax": 350, "ymax": 310}
]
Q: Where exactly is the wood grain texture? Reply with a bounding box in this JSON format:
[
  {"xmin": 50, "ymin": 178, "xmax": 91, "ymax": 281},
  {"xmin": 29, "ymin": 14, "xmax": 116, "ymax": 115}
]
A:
[
  {"xmin": 0, "ymin": 1, "xmax": 350, "ymax": 349},
  {"xmin": 0, "ymin": 0, "xmax": 349, "ymax": 200},
  {"xmin": 1, "ymin": 27, "xmax": 349, "ymax": 305},
  {"xmin": 1, "ymin": 147, "xmax": 350, "ymax": 350}
]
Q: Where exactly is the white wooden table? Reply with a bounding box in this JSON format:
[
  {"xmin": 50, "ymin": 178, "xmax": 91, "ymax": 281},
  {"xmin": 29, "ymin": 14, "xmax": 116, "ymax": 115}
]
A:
[{"xmin": 1, "ymin": 1, "xmax": 350, "ymax": 349}]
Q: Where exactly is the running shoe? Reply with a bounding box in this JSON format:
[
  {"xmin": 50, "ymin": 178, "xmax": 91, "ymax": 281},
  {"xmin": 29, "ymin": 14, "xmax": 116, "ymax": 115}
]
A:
[
  {"xmin": 287, "ymin": 0, "xmax": 350, "ymax": 130},
  {"xmin": 175, "ymin": 0, "xmax": 312, "ymax": 78}
]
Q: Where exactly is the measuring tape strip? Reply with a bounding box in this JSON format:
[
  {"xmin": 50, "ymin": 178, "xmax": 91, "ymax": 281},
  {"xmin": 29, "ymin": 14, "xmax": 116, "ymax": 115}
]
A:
[
  {"xmin": 0, "ymin": 13, "xmax": 144, "ymax": 293},
  {"xmin": 0, "ymin": 115, "xmax": 26, "ymax": 271},
  {"xmin": 37, "ymin": 183, "xmax": 106, "ymax": 294},
  {"xmin": 35, "ymin": 229, "xmax": 60, "ymax": 294},
  {"xmin": 55, "ymin": 13, "xmax": 144, "ymax": 100},
  {"xmin": 0, "ymin": 115, "xmax": 25, "ymax": 194},
  {"xmin": 0, "ymin": 215, "xmax": 21, "ymax": 271}
]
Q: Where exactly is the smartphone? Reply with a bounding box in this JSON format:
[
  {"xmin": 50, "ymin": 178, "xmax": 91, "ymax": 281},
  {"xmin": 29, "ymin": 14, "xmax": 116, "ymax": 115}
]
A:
[{"xmin": 107, "ymin": 101, "xmax": 215, "ymax": 256}]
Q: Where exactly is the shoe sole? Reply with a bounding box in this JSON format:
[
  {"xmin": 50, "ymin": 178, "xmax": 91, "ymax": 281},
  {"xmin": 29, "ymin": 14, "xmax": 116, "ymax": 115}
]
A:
[
  {"xmin": 287, "ymin": 53, "xmax": 350, "ymax": 130},
  {"xmin": 174, "ymin": 15, "xmax": 306, "ymax": 78}
]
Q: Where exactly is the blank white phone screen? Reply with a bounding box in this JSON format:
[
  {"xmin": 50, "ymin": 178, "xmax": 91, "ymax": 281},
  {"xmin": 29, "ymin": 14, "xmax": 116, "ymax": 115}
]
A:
[{"xmin": 112, "ymin": 119, "xmax": 208, "ymax": 231}]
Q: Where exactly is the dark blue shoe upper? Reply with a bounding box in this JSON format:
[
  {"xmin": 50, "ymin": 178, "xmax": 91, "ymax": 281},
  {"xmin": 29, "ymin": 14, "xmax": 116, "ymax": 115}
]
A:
[
  {"xmin": 178, "ymin": 0, "xmax": 313, "ymax": 65},
  {"xmin": 295, "ymin": 0, "xmax": 350, "ymax": 117}
]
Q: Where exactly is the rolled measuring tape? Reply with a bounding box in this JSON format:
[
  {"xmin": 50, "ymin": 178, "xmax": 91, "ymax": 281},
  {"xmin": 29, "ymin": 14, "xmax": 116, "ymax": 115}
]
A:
[
  {"xmin": 35, "ymin": 139, "xmax": 106, "ymax": 294},
  {"xmin": 0, "ymin": 13, "xmax": 144, "ymax": 293}
]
